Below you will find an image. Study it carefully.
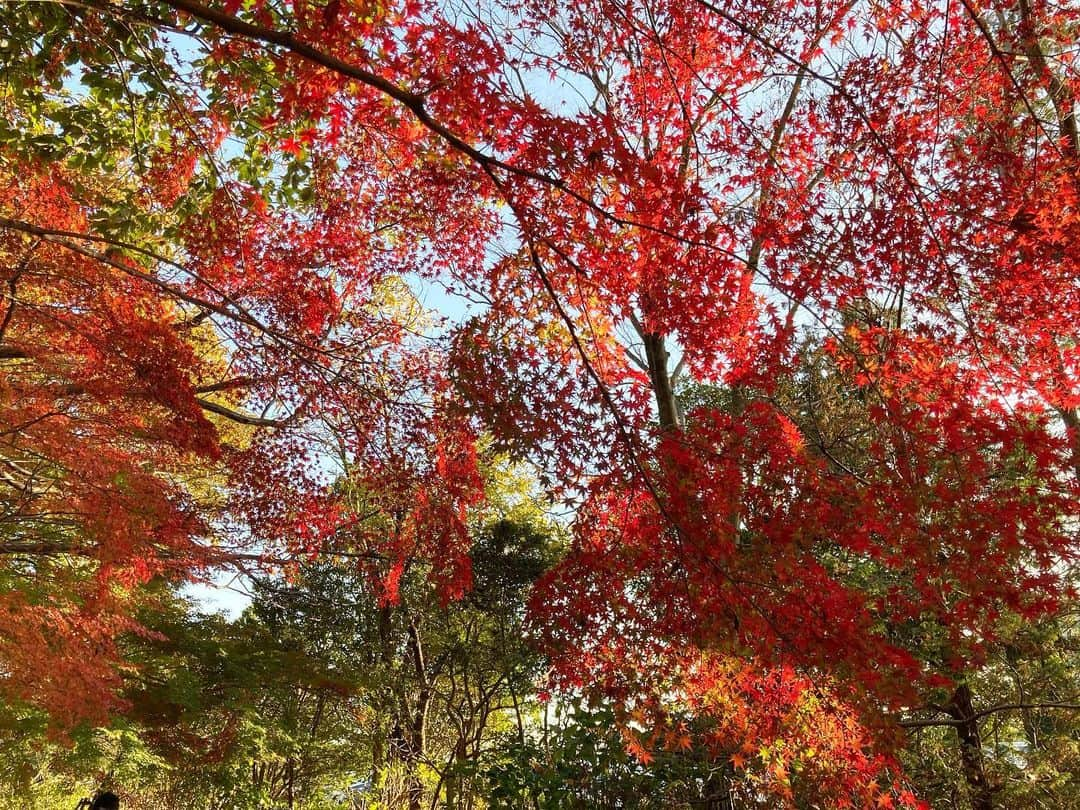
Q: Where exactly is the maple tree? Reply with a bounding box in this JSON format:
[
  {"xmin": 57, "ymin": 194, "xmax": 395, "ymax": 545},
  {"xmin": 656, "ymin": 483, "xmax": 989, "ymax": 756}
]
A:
[
  {"xmin": 0, "ymin": 0, "xmax": 486, "ymax": 727},
  {"xmin": 2, "ymin": 0, "xmax": 1079, "ymax": 806}
]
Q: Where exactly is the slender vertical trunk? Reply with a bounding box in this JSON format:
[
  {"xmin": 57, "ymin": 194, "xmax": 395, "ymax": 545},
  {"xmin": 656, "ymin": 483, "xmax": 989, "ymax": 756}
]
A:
[
  {"xmin": 405, "ymin": 718, "xmax": 427, "ymax": 810},
  {"xmin": 1017, "ymin": 0, "xmax": 1078, "ymax": 160},
  {"xmin": 642, "ymin": 331, "xmax": 680, "ymax": 432},
  {"xmin": 309, "ymin": 691, "xmax": 326, "ymax": 737},
  {"xmin": 374, "ymin": 603, "xmax": 393, "ymax": 789},
  {"xmin": 406, "ymin": 620, "xmax": 430, "ymax": 810},
  {"xmin": 1056, "ymin": 407, "xmax": 1080, "ymax": 485},
  {"xmin": 947, "ymin": 684, "xmax": 993, "ymax": 810}
]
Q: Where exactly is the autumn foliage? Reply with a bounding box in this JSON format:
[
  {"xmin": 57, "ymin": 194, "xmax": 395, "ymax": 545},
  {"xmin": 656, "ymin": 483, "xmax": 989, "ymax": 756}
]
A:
[{"xmin": 1, "ymin": 0, "xmax": 1078, "ymax": 804}]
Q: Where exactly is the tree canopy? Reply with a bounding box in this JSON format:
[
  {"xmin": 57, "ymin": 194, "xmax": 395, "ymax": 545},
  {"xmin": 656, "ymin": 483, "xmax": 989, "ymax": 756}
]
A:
[{"xmin": 0, "ymin": 0, "xmax": 1078, "ymax": 806}]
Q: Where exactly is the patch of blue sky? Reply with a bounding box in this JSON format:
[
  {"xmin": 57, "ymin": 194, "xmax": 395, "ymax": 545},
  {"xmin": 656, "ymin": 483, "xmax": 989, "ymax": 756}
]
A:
[{"xmin": 184, "ymin": 568, "xmax": 254, "ymax": 618}]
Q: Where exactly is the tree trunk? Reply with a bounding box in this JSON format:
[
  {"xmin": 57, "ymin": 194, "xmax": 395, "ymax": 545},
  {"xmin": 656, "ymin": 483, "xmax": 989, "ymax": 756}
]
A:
[
  {"xmin": 947, "ymin": 684, "xmax": 993, "ymax": 810},
  {"xmin": 642, "ymin": 331, "xmax": 680, "ymax": 431}
]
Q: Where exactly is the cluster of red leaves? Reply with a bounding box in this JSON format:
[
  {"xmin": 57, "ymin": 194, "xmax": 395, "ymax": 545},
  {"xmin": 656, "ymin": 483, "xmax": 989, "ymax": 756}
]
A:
[
  {"xmin": 4, "ymin": 0, "xmax": 1079, "ymax": 802},
  {"xmin": 0, "ymin": 45, "xmax": 498, "ymax": 717},
  {"xmin": 529, "ymin": 371, "xmax": 1073, "ymax": 794},
  {"xmin": 620, "ymin": 655, "xmax": 927, "ymax": 808},
  {"xmin": 0, "ymin": 163, "xmax": 223, "ymax": 724}
]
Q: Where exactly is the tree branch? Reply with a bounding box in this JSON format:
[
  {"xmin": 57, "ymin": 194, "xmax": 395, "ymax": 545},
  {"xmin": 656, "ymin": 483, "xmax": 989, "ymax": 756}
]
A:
[
  {"xmin": 195, "ymin": 396, "xmax": 289, "ymax": 428},
  {"xmin": 900, "ymin": 701, "xmax": 1080, "ymax": 729}
]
